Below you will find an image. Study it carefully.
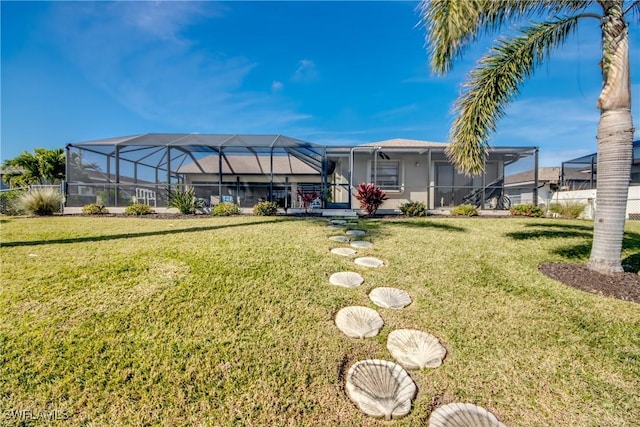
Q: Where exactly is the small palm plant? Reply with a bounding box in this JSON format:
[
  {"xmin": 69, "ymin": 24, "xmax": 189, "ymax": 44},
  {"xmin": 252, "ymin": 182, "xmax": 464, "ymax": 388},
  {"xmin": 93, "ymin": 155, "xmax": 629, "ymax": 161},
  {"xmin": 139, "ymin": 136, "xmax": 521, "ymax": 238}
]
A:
[{"xmin": 167, "ymin": 185, "xmax": 204, "ymax": 214}]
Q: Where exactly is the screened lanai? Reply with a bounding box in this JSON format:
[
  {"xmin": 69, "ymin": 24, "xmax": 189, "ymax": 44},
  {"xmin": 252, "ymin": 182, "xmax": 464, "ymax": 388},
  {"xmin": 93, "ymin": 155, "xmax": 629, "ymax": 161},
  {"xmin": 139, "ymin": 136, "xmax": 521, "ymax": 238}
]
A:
[
  {"xmin": 66, "ymin": 133, "xmax": 538, "ymax": 211},
  {"xmin": 560, "ymin": 139, "xmax": 640, "ymax": 190},
  {"xmin": 66, "ymin": 133, "xmax": 334, "ymax": 209}
]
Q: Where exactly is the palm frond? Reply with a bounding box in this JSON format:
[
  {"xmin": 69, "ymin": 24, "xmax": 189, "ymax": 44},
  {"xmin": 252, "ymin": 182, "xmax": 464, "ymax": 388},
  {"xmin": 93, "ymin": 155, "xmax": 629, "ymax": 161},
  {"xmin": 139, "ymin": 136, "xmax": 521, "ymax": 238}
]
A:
[
  {"xmin": 625, "ymin": 0, "xmax": 640, "ymax": 22},
  {"xmin": 446, "ymin": 17, "xmax": 580, "ymax": 175},
  {"xmin": 418, "ymin": 0, "xmax": 590, "ymax": 75}
]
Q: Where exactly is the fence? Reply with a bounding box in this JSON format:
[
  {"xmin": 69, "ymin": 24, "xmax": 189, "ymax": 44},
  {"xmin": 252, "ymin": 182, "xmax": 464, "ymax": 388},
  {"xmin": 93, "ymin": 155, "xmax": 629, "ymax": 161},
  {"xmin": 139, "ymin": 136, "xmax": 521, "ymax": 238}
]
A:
[{"xmin": 551, "ymin": 186, "xmax": 640, "ymax": 220}]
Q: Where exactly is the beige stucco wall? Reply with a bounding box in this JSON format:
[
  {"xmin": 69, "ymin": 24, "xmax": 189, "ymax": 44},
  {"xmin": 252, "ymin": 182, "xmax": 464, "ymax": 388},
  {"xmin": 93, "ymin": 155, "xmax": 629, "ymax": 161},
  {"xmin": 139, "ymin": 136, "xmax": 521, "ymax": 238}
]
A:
[{"xmin": 351, "ymin": 152, "xmax": 430, "ymax": 211}]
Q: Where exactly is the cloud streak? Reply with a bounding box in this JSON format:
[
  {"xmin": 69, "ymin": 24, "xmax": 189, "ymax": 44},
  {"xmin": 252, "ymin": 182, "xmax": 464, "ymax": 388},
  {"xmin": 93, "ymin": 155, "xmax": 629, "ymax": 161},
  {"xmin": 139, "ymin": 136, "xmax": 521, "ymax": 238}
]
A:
[{"xmin": 46, "ymin": 2, "xmax": 310, "ymax": 132}]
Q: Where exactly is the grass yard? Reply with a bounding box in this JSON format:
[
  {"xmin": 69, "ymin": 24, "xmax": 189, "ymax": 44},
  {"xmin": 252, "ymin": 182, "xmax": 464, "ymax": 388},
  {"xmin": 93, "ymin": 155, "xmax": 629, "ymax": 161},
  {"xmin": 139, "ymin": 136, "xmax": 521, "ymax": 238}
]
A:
[{"xmin": 1, "ymin": 215, "xmax": 639, "ymax": 426}]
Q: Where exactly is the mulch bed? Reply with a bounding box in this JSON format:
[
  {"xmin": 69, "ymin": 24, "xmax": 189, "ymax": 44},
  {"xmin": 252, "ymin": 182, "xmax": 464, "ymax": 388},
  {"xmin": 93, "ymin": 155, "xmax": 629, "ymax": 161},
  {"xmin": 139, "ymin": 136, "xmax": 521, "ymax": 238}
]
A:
[{"xmin": 538, "ymin": 262, "xmax": 640, "ymax": 304}]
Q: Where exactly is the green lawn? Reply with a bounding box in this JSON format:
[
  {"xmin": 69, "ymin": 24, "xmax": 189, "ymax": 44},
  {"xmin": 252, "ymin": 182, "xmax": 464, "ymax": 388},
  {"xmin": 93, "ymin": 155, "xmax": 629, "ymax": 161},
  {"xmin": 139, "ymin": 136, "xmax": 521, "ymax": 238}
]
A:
[{"xmin": 1, "ymin": 216, "xmax": 639, "ymax": 426}]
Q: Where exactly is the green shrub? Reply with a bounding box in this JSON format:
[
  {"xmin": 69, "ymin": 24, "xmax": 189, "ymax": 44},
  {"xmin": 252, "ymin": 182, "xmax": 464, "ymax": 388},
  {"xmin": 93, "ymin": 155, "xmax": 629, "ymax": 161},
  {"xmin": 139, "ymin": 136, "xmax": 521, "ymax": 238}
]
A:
[
  {"xmin": 399, "ymin": 200, "xmax": 428, "ymax": 217},
  {"xmin": 451, "ymin": 204, "xmax": 478, "ymax": 217},
  {"xmin": 167, "ymin": 185, "xmax": 204, "ymax": 214},
  {"xmin": 212, "ymin": 202, "xmax": 240, "ymax": 216},
  {"xmin": 510, "ymin": 203, "xmax": 544, "ymax": 217},
  {"xmin": 0, "ymin": 189, "xmax": 23, "ymax": 215},
  {"xmin": 549, "ymin": 201, "xmax": 586, "ymax": 219},
  {"xmin": 253, "ymin": 201, "xmax": 278, "ymax": 216},
  {"xmin": 81, "ymin": 203, "xmax": 109, "ymax": 215},
  {"xmin": 124, "ymin": 204, "xmax": 154, "ymax": 216},
  {"xmin": 355, "ymin": 183, "xmax": 388, "ymax": 216},
  {"xmin": 17, "ymin": 188, "xmax": 62, "ymax": 216}
]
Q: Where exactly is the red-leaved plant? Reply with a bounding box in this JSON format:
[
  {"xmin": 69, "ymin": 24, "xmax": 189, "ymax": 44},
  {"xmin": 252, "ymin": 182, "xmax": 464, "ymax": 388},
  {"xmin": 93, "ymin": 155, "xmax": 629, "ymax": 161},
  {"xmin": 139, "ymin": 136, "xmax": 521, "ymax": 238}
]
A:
[
  {"xmin": 296, "ymin": 188, "xmax": 319, "ymax": 213},
  {"xmin": 355, "ymin": 183, "xmax": 388, "ymax": 216}
]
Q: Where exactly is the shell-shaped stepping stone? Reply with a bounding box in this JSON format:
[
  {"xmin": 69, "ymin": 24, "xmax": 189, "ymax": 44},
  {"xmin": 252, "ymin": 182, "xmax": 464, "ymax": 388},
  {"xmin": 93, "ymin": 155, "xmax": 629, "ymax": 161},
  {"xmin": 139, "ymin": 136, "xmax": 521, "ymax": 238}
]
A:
[
  {"xmin": 329, "ymin": 235, "xmax": 350, "ymax": 243},
  {"xmin": 346, "ymin": 229, "xmax": 366, "ymax": 236},
  {"xmin": 335, "ymin": 306, "xmax": 383, "ymax": 338},
  {"xmin": 331, "ymin": 219, "xmax": 347, "ymax": 225},
  {"xmin": 369, "ymin": 287, "xmax": 412, "ymax": 309},
  {"xmin": 350, "ymin": 240, "xmax": 373, "ymax": 249},
  {"xmin": 331, "ymin": 247, "xmax": 357, "ymax": 257},
  {"xmin": 355, "ymin": 257, "xmax": 384, "ymax": 268},
  {"xmin": 429, "ymin": 402, "xmax": 506, "ymax": 427},
  {"xmin": 329, "ymin": 272, "xmax": 364, "ymax": 288},
  {"xmin": 327, "ymin": 225, "xmax": 344, "ymax": 230},
  {"xmin": 346, "ymin": 359, "xmax": 417, "ymax": 420},
  {"xmin": 387, "ymin": 329, "xmax": 446, "ymax": 369}
]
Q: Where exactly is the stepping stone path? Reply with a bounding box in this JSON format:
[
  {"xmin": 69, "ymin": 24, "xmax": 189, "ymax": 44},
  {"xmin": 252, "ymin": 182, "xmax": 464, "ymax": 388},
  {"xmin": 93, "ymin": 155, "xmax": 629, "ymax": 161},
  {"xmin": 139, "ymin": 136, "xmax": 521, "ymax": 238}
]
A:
[
  {"xmin": 321, "ymin": 218, "xmax": 504, "ymax": 424},
  {"xmin": 354, "ymin": 257, "xmax": 384, "ymax": 268},
  {"xmin": 329, "ymin": 271, "xmax": 364, "ymax": 288},
  {"xmin": 387, "ymin": 329, "xmax": 446, "ymax": 369},
  {"xmin": 350, "ymin": 240, "xmax": 373, "ymax": 249},
  {"xmin": 331, "ymin": 247, "xmax": 356, "ymax": 257},
  {"xmin": 335, "ymin": 306, "xmax": 384, "ymax": 338},
  {"xmin": 429, "ymin": 403, "xmax": 506, "ymax": 427},
  {"xmin": 369, "ymin": 287, "xmax": 411, "ymax": 309},
  {"xmin": 346, "ymin": 359, "xmax": 416, "ymax": 420}
]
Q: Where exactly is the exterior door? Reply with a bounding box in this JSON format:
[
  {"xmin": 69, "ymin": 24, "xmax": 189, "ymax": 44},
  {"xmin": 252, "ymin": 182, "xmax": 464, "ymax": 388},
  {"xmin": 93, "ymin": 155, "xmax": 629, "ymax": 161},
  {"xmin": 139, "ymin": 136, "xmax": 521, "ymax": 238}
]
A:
[{"xmin": 326, "ymin": 154, "xmax": 350, "ymax": 208}]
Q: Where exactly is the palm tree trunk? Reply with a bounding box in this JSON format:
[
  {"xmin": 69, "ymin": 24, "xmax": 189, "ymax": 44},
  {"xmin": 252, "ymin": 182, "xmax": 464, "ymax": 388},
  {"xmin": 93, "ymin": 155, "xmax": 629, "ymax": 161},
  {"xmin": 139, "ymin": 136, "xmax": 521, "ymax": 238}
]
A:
[
  {"xmin": 588, "ymin": 110, "xmax": 633, "ymax": 274},
  {"xmin": 588, "ymin": 2, "xmax": 634, "ymax": 274}
]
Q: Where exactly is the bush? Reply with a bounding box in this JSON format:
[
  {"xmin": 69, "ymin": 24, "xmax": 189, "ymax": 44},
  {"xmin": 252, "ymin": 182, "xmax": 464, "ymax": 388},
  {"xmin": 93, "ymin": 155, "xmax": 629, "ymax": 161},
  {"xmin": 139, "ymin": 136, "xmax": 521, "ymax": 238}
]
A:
[
  {"xmin": 549, "ymin": 201, "xmax": 586, "ymax": 219},
  {"xmin": 510, "ymin": 203, "xmax": 544, "ymax": 217},
  {"xmin": 253, "ymin": 201, "xmax": 278, "ymax": 216},
  {"xmin": 167, "ymin": 185, "xmax": 204, "ymax": 214},
  {"xmin": 81, "ymin": 203, "xmax": 109, "ymax": 215},
  {"xmin": 17, "ymin": 188, "xmax": 62, "ymax": 216},
  {"xmin": 0, "ymin": 189, "xmax": 23, "ymax": 215},
  {"xmin": 355, "ymin": 183, "xmax": 388, "ymax": 216},
  {"xmin": 451, "ymin": 204, "xmax": 478, "ymax": 217},
  {"xmin": 124, "ymin": 204, "xmax": 154, "ymax": 216},
  {"xmin": 399, "ymin": 200, "xmax": 428, "ymax": 217},
  {"xmin": 212, "ymin": 202, "xmax": 240, "ymax": 216}
]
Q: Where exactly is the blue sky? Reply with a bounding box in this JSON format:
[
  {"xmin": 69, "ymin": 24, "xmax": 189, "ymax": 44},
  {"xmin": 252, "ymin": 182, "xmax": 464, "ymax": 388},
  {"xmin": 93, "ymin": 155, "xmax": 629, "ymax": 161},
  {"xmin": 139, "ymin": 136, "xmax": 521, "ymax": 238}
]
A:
[{"xmin": 1, "ymin": 1, "xmax": 639, "ymax": 167}]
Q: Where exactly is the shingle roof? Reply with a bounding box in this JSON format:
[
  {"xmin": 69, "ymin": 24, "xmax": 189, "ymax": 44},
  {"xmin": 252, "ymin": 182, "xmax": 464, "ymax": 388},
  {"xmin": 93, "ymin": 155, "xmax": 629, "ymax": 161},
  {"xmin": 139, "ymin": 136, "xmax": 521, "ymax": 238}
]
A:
[{"xmin": 505, "ymin": 167, "xmax": 591, "ymax": 185}]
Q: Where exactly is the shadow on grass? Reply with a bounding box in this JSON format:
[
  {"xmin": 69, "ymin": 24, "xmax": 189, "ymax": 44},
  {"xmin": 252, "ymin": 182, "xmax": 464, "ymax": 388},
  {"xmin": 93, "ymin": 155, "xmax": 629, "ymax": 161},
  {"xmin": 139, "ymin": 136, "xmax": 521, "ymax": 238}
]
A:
[
  {"xmin": 386, "ymin": 218, "xmax": 467, "ymax": 232},
  {"xmin": 506, "ymin": 229, "xmax": 592, "ymax": 240},
  {"xmin": 523, "ymin": 221, "xmax": 593, "ymax": 231},
  {"xmin": 1, "ymin": 217, "xmax": 297, "ymax": 247},
  {"xmin": 551, "ymin": 231, "xmax": 640, "ymax": 265},
  {"xmin": 622, "ymin": 251, "xmax": 640, "ymax": 273}
]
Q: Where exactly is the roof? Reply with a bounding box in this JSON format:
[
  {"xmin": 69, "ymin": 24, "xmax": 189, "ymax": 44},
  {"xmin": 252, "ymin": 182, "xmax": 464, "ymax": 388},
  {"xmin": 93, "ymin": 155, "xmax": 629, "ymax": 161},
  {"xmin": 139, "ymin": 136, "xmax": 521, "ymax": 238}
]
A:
[
  {"xmin": 359, "ymin": 138, "xmax": 448, "ymax": 148},
  {"xmin": 68, "ymin": 133, "xmax": 324, "ymax": 150},
  {"xmin": 505, "ymin": 167, "xmax": 592, "ymax": 185},
  {"xmin": 177, "ymin": 154, "xmax": 320, "ymax": 175}
]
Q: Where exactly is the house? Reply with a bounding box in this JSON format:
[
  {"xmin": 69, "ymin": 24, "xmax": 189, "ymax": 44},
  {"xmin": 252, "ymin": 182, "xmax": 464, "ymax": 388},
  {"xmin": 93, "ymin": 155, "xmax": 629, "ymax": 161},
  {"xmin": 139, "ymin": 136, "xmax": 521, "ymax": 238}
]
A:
[
  {"xmin": 65, "ymin": 133, "xmax": 538, "ymax": 213},
  {"xmin": 504, "ymin": 167, "xmax": 592, "ymax": 208}
]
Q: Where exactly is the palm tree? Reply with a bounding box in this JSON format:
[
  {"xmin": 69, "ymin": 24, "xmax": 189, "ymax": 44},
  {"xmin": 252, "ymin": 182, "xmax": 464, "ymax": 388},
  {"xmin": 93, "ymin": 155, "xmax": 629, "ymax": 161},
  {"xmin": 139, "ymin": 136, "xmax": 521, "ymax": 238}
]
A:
[
  {"xmin": 419, "ymin": 0, "xmax": 637, "ymax": 275},
  {"xmin": 1, "ymin": 148, "xmax": 66, "ymax": 187}
]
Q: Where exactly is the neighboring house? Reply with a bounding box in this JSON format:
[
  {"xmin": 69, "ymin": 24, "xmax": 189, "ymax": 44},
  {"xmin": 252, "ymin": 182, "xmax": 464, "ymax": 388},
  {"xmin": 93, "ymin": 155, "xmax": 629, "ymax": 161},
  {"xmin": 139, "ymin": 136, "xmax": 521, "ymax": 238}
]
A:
[
  {"xmin": 505, "ymin": 167, "xmax": 592, "ymax": 208},
  {"xmin": 0, "ymin": 166, "xmax": 25, "ymax": 190},
  {"xmin": 65, "ymin": 133, "xmax": 538, "ymax": 212}
]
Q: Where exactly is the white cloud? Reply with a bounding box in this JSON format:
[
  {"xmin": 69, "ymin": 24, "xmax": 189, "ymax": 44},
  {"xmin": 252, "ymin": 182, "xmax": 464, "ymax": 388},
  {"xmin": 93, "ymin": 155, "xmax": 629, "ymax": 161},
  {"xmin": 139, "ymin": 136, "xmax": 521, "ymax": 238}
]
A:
[
  {"xmin": 271, "ymin": 81, "xmax": 284, "ymax": 92},
  {"xmin": 45, "ymin": 2, "xmax": 310, "ymax": 132},
  {"xmin": 292, "ymin": 59, "xmax": 318, "ymax": 82}
]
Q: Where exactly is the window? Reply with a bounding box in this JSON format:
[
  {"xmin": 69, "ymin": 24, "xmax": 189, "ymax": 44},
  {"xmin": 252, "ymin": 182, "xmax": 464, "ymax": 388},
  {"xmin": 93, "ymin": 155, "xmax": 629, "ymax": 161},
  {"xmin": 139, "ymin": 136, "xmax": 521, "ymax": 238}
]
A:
[{"xmin": 371, "ymin": 161, "xmax": 400, "ymax": 191}]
